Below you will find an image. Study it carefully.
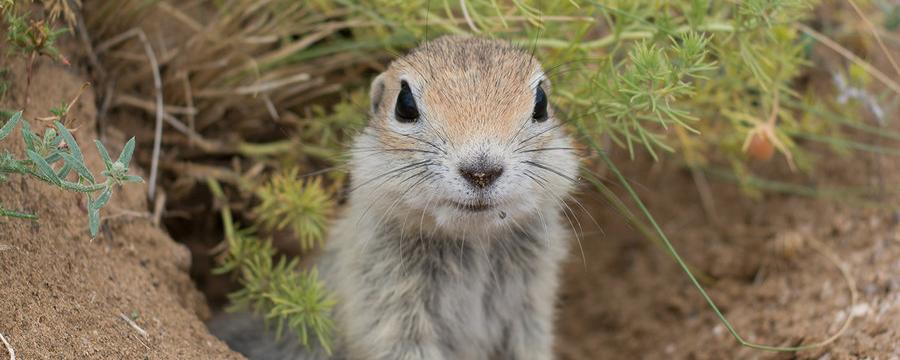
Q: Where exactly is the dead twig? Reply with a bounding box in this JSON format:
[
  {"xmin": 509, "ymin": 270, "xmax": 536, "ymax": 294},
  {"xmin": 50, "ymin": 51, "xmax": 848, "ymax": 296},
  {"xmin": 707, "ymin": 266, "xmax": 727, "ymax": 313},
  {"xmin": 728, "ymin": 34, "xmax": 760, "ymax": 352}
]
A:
[
  {"xmin": 807, "ymin": 236, "xmax": 858, "ymax": 348},
  {"xmin": 0, "ymin": 332, "xmax": 15, "ymax": 360},
  {"xmin": 118, "ymin": 313, "xmax": 148, "ymax": 338},
  {"xmin": 846, "ymin": 0, "xmax": 900, "ymax": 78},
  {"xmin": 179, "ymin": 73, "xmax": 197, "ymax": 146},
  {"xmin": 797, "ymin": 23, "xmax": 900, "ymax": 96},
  {"xmin": 96, "ymin": 29, "xmax": 164, "ymax": 202},
  {"xmin": 0, "ymin": 244, "xmax": 12, "ymax": 251},
  {"xmin": 194, "ymin": 72, "xmax": 311, "ymax": 97},
  {"xmin": 97, "ymin": 78, "xmax": 116, "ymax": 142},
  {"xmin": 113, "ymin": 94, "xmax": 221, "ymax": 152},
  {"xmin": 67, "ymin": 0, "xmax": 104, "ymax": 78},
  {"xmin": 116, "ymin": 94, "xmax": 196, "ymax": 116},
  {"xmin": 152, "ymin": 191, "xmax": 165, "ymax": 227}
]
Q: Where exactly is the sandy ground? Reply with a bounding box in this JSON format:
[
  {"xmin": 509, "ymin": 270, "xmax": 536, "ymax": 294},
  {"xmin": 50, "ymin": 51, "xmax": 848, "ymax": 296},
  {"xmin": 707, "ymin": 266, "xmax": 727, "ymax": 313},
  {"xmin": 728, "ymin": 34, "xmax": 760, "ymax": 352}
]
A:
[
  {"xmin": 556, "ymin": 153, "xmax": 900, "ymax": 359},
  {"xmin": 0, "ymin": 55, "xmax": 240, "ymax": 359}
]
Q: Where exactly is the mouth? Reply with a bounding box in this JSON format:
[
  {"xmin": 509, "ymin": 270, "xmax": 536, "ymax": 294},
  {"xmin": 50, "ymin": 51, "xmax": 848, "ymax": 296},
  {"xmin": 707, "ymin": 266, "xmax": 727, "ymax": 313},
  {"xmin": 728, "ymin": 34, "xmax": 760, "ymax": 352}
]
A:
[{"xmin": 446, "ymin": 200, "xmax": 494, "ymax": 212}]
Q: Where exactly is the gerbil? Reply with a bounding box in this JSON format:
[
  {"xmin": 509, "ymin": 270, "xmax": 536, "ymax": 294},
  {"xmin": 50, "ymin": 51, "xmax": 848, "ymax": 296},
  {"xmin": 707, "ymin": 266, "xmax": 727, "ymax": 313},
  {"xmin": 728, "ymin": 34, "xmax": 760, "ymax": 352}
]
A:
[{"xmin": 212, "ymin": 35, "xmax": 580, "ymax": 360}]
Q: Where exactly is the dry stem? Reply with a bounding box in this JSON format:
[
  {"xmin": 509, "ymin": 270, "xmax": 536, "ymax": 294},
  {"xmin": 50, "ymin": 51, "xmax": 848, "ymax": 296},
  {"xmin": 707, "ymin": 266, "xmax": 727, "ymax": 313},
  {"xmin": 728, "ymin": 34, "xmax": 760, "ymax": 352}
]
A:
[
  {"xmin": 96, "ymin": 29, "xmax": 164, "ymax": 201},
  {"xmin": 118, "ymin": 313, "xmax": 148, "ymax": 338},
  {"xmin": 797, "ymin": 23, "xmax": 900, "ymax": 96},
  {"xmin": 0, "ymin": 332, "xmax": 14, "ymax": 360},
  {"xmin": 806, "ymin": 236, "xmax": 859, "ymax": 348},
  {"xmin": 846, "ymin": 0, "xmax": 900, "ymax": 78},
  {"xmin": 460, "ymin": 0, "xmax": 481, "ymax": 33}
]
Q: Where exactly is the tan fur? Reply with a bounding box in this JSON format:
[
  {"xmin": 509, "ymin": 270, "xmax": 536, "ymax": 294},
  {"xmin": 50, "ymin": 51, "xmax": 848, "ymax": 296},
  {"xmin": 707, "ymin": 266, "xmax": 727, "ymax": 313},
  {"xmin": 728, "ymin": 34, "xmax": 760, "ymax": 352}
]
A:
[
  {"xmin": 212, "ymin": 35, "xmax": 579, "ymax": 360},
  {"xmin": 373, "ymin": 36, "xmax": 550, "ymax": 146}
]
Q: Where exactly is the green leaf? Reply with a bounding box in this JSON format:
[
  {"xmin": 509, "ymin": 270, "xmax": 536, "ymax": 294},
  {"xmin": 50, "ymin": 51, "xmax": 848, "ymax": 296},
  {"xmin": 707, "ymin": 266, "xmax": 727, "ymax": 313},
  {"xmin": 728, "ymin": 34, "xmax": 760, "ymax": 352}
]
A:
[
  {"xmin": 22, "ymin": 120, "xmax": 35, "ymax": 151},
  {"xmin": 59, "ymin": 152, "xmax": 95, "ymax": 183},
  {"xmin": 91, "ymin": 188, "xmax": 112, "ymax": 211},
  {"xmin": 0, "ymin": 111, "xmax": 21, "ymax": 141},
  {"xmin": 0, "ymin": 206, "xmax": 38, "ymax": 220},
  {"xmin": 26, "ymin": 149, "xmax": 61, "ymax": 185},
  {"xmin": 123, "ymin": 175, "xmax": 144, "ymax": 183},
  {"xmin": 54, "ymin": 121, "xmax": 83, "ymax": 162},
  {"xmin": 117, "ymin": 137, "xmax": 136, "ymax": 169},
  {"xmin": 94, "ymin": 140, "xmax": 113, "ymax": 168},
  {"xmin": 88, "ymin": 207, "xmax": 100, "ymax": 238},
  {"xmin": 55, "ymin": 162, "xmax": 72, "ymax": 179},
  {"xmin": 44, "ymin": 152, "xmax": 61, "ymax": 164},
  {"xmin": 59, "ymin": 180, "xmax": 105, "ymax": 193}
]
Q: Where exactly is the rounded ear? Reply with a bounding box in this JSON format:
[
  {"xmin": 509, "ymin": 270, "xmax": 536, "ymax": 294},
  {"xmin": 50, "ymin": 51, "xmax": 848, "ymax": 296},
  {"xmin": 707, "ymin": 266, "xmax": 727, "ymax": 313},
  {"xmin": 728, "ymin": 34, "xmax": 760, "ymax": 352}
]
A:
[{"xmin": 369, "ymin": 72, "xmax": 387, "ymax": 114}]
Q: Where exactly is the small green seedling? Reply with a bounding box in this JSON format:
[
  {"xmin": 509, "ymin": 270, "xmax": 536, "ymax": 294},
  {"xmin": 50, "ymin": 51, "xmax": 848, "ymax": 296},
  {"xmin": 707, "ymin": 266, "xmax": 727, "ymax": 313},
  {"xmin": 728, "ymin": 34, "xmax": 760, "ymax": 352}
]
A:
[
  {"xmin": 0, "ymin": 111, "xmax": 144, "ymax": 237},
  {"xmin": 4, "ymin": 10, "xmax": 68, "ymax": 62},
  {"xmin": 3, "ymin": 5, "xmax": 70, "ymax": 107}
]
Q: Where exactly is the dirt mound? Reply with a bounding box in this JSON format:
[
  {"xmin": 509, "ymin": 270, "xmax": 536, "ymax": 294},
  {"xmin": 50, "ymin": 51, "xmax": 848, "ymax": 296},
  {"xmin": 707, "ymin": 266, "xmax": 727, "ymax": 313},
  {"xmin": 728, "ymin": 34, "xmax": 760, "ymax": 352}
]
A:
[{"xmin": 0, "ymin": 56, "xmax": 240, "ymax": 358}]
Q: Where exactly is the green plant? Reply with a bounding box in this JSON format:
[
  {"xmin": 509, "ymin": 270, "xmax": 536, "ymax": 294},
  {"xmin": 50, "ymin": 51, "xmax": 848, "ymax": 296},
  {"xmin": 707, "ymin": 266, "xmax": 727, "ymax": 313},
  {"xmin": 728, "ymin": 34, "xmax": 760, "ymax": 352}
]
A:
[
  {"xmin": 4, "ymin": 11, "xmax": 67, "ymax": 61},
  {"xmin": 3, "ymin": 1, "xmax": 70, "ymax": 107},
  {"xmin": 254, "ymin": 170, "xmax": 332, "ymax": 251},
  {"xmin": 0, "ymin": 111, "xmax": 144, "ymax": 237},
  {"xmin": 209, "ymin": 178, "xmax": 335, "ymax": 353}
]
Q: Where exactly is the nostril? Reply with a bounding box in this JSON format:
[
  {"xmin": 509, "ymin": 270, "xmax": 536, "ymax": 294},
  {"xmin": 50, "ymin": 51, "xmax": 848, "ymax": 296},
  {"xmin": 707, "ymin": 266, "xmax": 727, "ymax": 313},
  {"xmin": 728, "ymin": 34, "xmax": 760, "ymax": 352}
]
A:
[{"xmin": 459, "ymin": 164, "xmax": 504, "ymax": 189}]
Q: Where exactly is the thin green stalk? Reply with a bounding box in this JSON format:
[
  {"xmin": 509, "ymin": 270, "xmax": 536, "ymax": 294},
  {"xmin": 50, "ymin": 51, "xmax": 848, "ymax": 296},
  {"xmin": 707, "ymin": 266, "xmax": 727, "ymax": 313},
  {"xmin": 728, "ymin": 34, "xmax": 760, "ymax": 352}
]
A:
[
  {"xmin": 535, "ymin": 23, "xmax": 734, "ymax": 49},
  {"xmin": 0, "ymin": 206, "xmax": 37, "ymax": 219},
  {"xmin": 703, "ymin": 167, "xmax": 885, "ymax": 205},
  {"xmin": 576, "ymin": 120, "xmax": 846, "ymax": 352},
  {"xmin": 580, "ymin": 167, "xmax": 717, "ymax": 284}
]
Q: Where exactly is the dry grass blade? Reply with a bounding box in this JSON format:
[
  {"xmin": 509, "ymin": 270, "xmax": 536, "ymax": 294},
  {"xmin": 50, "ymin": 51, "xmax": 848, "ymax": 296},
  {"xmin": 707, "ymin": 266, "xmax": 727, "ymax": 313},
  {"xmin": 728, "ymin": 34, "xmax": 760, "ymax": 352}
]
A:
[
  {"xmin": 845, "ymin": 0, "xmax": 900, "ymax": 78},
  {"xmin": 805, "ymin": 236, "xmax": 859, "ymax": 348},
  {"xmin": 460, "ymin": 0, "xmax": 481, "ymax": 33},
  {"xmin": 96, "ymin": 28, "xmax": 164, "ymax": 200},
  {"xmin": 0, "ymin": 332, "xmax": 14, "ymax": 360},
  {"xmin": 797, "ymin": 23, "xmax": 900, "ymax": 96},
  {"xmin": 118, "ymin": 313, "xmax": 148, "ymax": 338}
]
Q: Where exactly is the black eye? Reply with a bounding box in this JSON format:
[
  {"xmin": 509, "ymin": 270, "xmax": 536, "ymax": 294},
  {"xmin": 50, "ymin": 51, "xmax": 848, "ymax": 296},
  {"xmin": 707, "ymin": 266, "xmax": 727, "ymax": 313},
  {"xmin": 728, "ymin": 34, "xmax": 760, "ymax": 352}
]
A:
[
  {"xmin": 395, "ymin": 80, "xmax": 420, "ymax": 123},
  {"xmin": 532, "ymin": 83, "xmax": 548, "ymax": 122}
]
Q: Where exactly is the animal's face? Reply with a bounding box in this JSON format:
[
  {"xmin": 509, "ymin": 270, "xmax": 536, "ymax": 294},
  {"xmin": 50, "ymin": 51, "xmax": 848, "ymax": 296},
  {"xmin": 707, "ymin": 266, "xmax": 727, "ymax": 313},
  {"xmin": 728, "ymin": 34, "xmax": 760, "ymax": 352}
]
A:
[{"xmin": 350, "ymin": 36, "xmax": 578, "ymax": 234}]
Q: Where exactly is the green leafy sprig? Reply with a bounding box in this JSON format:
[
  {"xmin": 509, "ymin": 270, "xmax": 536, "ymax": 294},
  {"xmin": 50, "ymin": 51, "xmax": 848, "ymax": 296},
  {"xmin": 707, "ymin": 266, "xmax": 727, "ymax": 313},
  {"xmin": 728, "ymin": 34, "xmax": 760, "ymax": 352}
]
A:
[
  {"xmin": 0, "ymin": 111, "xmax": 144, "ymax": 237},
  {"xmin": 254, "ymin": 170, "xmax": 332, "ymax": 251}
]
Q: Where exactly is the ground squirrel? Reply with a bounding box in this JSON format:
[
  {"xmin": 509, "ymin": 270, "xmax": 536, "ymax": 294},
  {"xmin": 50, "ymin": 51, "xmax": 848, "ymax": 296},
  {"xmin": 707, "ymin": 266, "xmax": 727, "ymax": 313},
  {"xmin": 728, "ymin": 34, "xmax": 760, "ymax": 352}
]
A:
[{"xmin": 212, "ymin": 35, "xmax": 579, "ymax": 360}]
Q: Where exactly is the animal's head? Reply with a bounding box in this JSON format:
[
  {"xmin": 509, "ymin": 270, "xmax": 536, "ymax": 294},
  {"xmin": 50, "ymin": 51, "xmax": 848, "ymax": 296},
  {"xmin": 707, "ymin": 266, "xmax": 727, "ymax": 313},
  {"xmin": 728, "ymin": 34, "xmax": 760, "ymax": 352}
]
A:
[{"xmin": 351, "ymin": 36, "xmax": 578, "ymax": 235}]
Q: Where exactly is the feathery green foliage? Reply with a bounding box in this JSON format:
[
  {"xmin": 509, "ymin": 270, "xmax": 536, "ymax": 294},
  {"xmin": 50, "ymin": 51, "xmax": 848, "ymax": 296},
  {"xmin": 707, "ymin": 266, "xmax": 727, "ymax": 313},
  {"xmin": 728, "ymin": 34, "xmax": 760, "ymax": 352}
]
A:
[
  {"xmin": 0, "ymin": 111, "xmax": 144, "ymax": 237},
  {"xmin": 4, "ymin": 9, "xmax": 68, "ymax": 61},
  {"xmin": 254, "ymin": 170, "xmax": 332, "ymax": 250},
  {"xmin": 210, "ymin": 179, "xmax": 335, "ymax": 354}
]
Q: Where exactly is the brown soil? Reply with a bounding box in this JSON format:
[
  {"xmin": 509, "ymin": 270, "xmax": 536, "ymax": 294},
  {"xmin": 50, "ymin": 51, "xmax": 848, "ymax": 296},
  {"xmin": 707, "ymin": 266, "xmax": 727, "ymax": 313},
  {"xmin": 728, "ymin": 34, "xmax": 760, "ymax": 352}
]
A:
[
  {"xmin": 0, "ymin": 56, "xmax": 240, "ymax": 358},
  {"xmin": 556, "ymin": 153, "xmax": 900, "ymax": 359}
]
